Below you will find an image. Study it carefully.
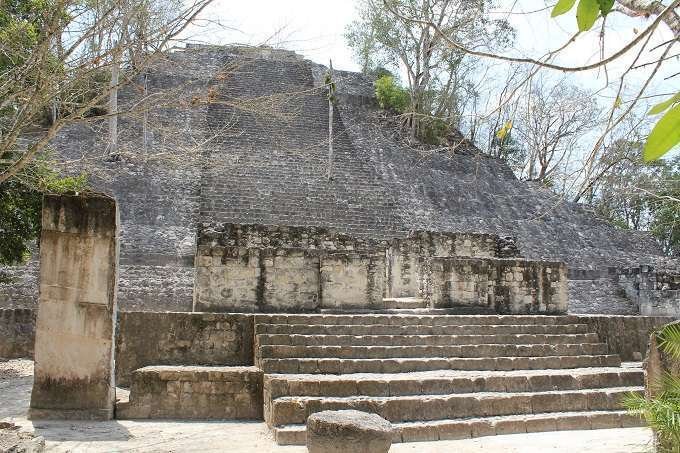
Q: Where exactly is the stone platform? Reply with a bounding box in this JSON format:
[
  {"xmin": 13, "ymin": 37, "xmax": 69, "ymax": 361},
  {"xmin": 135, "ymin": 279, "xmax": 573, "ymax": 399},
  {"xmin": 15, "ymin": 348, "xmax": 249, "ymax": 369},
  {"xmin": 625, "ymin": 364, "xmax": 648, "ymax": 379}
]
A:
[{"xmin": 117, "ymin": 366, "xmax": 263, "ymax": 420}]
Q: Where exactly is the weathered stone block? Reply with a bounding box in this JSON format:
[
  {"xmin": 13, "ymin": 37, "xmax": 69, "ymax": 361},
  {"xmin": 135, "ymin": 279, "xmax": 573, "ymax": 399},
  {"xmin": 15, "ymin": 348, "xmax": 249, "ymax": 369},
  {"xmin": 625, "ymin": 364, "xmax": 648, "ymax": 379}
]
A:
[
  {"xmin": 307, "ymin": 410, "xmax": 393, "ymax": 453},
  {"xmin": 30, "ymin": 194, "xmax": 118, "ymax": 421},
  {"xmin": 118, "ymin": 365, "xmax": 263, "ymax": 420},
  {"xmin": 115, "ymin": 312, "xmax": 254, "ymax": 387}
]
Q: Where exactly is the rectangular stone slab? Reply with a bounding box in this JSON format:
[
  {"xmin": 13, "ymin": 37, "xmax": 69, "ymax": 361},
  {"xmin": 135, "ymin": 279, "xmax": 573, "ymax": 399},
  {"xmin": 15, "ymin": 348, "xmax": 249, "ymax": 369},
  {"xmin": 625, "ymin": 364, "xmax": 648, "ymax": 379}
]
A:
[{"xmin": 29, "ymin": 194, "xmax": 118, "ymax": 420}]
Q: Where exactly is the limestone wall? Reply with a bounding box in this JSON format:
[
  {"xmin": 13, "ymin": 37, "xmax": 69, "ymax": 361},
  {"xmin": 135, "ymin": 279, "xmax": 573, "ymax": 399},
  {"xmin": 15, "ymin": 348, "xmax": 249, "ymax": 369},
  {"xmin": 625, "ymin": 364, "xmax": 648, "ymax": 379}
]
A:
[
  {"xmin": 117, "ymin": 365, "xmax": 263, "ymax": 420},
  {"xmin": 320, "ymin": 251, "xmax": 385, "ymax": 309},
  {"xmin": 385, "ymin": 231, "xmax": 519, "ymax": 299},
  {"xmin": 577, "ymin": 315, "xmax": 675, "ymax": 361},
  {"xmin": 569, "ymin": 266, "xmax": 680, "ymax": 316},
  {"xmin": 115, "ymin": 312, "xmax": 254, "ymax": 386},
  {"xmin": 637, "ymin": 266, "xmax": 680, "ymax": 316},
  {"xmin": 0, "ymin": 308, "xmax": 35, "ymax": 358},
  {"xmin": 195, "ymin": 223, "xmax": 386, "ymax": 312},
  {"xmin": 426, "ymin": 257, "xmax": 568, "ymax": 314},
  {"xmin": 262, "ymin": 249, "xmax": 320, "ymax": 311}
]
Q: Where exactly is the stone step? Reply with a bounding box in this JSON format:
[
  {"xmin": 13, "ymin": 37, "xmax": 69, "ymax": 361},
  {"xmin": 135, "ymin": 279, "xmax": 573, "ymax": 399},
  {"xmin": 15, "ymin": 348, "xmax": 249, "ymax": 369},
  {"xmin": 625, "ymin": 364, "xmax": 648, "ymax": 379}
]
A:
[
  {"xmin": 256, "ymin": 333, "xmax": 602, "ymax": 347},
  {"xmin": 260, "ymin": 354, "xmax": 621, "ymax": 374},
  {"xmin": 255, "ymin": 323, "xmax": 591, "ymax": 336},
  {"xmin": 267, "ymin": 387, "xmax": 641, "ymax": 426},
  {"xmin": 272, "ymin": 410, "xmax": 644, "ymax": 445},
  {"xmin": 258, "ymin": 343, "xmax": 609, "ymax": 361},
  {"xmin": 255, "ymin": 315, "xmax": 582, "ymax": 327},
  {"xmin": 116, "ymin": 366, "xmax": 263, "ymax": 420},
  {"xmin": 264, "ymin": 368, "xmax": 644, "ymax": 399}
]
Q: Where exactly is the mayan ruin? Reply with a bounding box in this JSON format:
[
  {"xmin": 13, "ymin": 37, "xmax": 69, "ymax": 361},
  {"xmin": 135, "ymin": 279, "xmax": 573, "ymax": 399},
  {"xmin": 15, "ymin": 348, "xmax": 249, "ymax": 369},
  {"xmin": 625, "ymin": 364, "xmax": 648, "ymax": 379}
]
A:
[{"xmin": 1, "ymin": 1, "xmax": 679, "ymax": 452}]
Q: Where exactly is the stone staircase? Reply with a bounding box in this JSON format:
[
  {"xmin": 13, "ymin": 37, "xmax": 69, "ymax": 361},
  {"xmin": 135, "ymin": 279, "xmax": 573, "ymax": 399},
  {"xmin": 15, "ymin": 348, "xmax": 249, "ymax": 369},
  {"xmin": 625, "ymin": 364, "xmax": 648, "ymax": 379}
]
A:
[{"xmin": 255, "ymin": 314, "xmax": 644, "ymax": 445}]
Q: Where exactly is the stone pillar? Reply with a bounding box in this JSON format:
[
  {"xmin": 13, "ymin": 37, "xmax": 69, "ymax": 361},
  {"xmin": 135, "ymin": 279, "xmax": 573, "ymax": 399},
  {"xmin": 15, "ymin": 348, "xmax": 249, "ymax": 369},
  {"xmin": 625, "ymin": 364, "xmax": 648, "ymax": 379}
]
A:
[{"xmin": 29, "ymin": 194, "xmax": 119, "ymax": 420}]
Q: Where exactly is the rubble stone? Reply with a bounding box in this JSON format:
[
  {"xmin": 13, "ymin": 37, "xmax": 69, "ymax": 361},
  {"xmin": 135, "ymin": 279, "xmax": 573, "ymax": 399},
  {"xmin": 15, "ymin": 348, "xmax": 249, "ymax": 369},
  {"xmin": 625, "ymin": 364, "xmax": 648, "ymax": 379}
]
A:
[{"xmin": 306, "ymin": 410, "xmax": 393, "ymax": 453}]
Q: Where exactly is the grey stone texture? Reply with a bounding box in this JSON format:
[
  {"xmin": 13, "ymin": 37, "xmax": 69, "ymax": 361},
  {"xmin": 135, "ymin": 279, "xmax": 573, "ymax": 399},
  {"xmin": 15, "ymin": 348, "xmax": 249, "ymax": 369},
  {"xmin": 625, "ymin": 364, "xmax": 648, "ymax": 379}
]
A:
[
  {"xmin": 115, "ymin": 312, "xmax": 254, "ymax": 387},
  {"xmin": 386, "ymin": 231, "xmax": 513, "ymax": 299},
  {"xmin": 195, "ymin": 224, "xmax": 390, "ymax": 312},
  {"xmin": 577, "ymin": 315, "xmax": 675, "ymax": 361},
  {"xmin": 116, "ymin": 365, "xmax": 263, "ymax": 420},
  {"xmin": 30, "ymin": 195, "xmax": 118, "ymax": 421},
  {"xmin": 569, "ymin": 266, "xmax": 680, "ymax": 315},
  {"xmin": 0, "ymin": 422, "xmax": 45, "ymax": 453},
  {"xmin": 425, "ymin": 257, "xmax": 567, "ymax": 314},
  {"xmin": 0, "ymin": 45, "xmax": 677, "ymax": 314},
  {"xmin": 257, "ymin": 313, "xmax": 646, "ymax": 445},
  {"xmin": 306, "ymin": 410, "xmax": 393, "ymax": 453},
  {"xmin": 0, "ymin": 309, "xmax": 35, "ymax": 359},
  {"xmin": 197, "ymin": 224, "xmax": 558, "ymax": 313}
]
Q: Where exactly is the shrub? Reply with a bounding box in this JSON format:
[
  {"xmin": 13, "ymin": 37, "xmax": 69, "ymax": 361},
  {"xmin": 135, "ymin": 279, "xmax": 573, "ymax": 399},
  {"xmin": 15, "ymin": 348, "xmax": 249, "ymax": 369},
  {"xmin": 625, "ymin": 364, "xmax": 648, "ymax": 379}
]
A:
[{"xmin": 375, "ymin": 75, "xmax": 409, "ymax": 113}]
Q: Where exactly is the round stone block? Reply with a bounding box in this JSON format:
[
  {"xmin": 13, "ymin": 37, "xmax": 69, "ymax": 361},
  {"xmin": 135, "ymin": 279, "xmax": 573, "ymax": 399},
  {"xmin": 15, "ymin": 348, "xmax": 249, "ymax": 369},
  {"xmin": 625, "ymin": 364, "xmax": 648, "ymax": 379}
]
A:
[{"xmin": 306, "ymin": 410, "xmax": 393, "ymax": 453}]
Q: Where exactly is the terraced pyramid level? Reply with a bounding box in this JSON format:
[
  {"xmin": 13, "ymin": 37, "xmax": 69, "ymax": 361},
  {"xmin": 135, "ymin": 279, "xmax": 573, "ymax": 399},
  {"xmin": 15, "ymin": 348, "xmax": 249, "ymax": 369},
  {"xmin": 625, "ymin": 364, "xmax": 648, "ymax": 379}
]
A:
[{"xmin": 254, "ymin": 314, "xmax": 644, "ymax": 445}]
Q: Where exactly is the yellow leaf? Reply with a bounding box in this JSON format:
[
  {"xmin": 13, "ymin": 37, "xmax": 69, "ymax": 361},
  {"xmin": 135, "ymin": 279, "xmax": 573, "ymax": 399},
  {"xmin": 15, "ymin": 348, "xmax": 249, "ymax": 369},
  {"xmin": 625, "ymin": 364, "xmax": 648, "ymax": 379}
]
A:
[
  {"xmin": 496, "ymin": 121, "xmax": 513, "ymax": 140},
  {"xmin": 614, "ymin": 96, "xmax": 622, "ymax": 109}
]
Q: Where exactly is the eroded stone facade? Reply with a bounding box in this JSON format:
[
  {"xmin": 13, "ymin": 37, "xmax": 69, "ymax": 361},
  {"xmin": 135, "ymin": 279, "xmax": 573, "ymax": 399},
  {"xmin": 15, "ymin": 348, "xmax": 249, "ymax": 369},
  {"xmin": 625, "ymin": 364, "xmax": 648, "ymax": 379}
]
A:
[
  {"xmin": 194, "ymin": 223, "xmax": 558, "ymax": 313},
  {"xmin": 425, "ymin": 258, "xmax": 567, "ymax": 314},
  {"xmin": 115, "ymin": 312, "xmax": 254, "ymax": 386},
  {"xmin": 0, "ymin": 44, "xmax": 677, "ymax": 315}
]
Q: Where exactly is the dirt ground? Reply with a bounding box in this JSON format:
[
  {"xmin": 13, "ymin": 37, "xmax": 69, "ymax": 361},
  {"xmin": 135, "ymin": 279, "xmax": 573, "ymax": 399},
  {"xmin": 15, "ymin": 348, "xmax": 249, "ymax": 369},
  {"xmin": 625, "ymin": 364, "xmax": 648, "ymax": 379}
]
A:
[{"xmin": 1, "ymin": 359, "xmax": 655, "ymax": 453}]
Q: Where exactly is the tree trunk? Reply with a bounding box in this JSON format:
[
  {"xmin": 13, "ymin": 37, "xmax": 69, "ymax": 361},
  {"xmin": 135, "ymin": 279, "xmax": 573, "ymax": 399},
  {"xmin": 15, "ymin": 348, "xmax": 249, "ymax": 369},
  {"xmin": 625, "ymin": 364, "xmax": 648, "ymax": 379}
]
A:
[
  {"xmin": 327, "ymin": 59, "xmax": 334, "ymax": 181},
  {"xmin": 108, "ymin": 51, "xmax": 120, "ymax": 157}
]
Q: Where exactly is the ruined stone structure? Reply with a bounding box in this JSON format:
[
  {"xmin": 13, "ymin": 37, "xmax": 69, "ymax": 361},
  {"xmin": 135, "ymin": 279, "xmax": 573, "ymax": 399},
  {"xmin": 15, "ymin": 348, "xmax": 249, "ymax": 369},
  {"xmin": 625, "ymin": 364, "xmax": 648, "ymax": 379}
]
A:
[
  {"xmin": 0, "ymin": 44, "xmax": 677, "ymax": 316},
  {"xmin": 111, "ymin": 310, "xmax": 669, "ymax": 445},
  {"xmin": 1, "ymin": 44, "xmax": 679, "ymax": 447}
]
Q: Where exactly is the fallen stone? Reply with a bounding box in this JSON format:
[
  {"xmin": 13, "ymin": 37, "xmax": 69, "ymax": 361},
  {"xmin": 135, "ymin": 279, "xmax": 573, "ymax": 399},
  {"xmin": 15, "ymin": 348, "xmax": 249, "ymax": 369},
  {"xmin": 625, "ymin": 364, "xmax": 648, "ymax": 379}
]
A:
[{"xmin": 306, "ymin": 410, "xmax": 393, "ymax": 453}]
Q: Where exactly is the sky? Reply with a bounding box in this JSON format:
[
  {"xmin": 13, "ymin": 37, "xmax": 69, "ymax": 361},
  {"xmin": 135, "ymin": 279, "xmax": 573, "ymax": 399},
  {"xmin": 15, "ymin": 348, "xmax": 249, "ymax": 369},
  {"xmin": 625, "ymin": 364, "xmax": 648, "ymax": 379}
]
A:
[
  {"xmin": 185, "ymin": 0, "xmax": 361, "ymax": 70},
  {"xmin": 181, "ymin": 0, "xmax": 679, "ymax": 157},
  {"xmin": 184, "ymin": 0, "xmax": 678, "ymax": 105}
]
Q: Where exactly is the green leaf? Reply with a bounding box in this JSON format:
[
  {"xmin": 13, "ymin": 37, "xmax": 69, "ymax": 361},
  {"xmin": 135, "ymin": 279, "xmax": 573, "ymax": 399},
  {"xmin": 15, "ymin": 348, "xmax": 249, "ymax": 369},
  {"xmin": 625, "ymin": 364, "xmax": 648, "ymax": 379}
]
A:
[
  {"xmin": 644, "ymin": 104, "xmax": 680, "ymax": 161},
  {"xmin": 551, "ymin": 0, "xmax": 577, "ymax": 17},
  {"xmin": 649, "ymin": 93, "xmax": 680, "ymax": 115},
  {"xmin": 598, "ymin": 0, "xmax": 615, "ymax": 15},
  {"xmin": 577, "ymin": 0, "xmax": 600, "ymax": 31}
]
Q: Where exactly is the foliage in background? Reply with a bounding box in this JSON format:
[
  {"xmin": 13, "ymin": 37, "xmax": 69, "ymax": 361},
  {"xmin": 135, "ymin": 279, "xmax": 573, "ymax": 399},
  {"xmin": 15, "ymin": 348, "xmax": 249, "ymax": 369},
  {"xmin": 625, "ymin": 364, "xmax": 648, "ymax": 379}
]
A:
[
  {"xmin": 0, "ymin": 0, "xmax": 211, "ymax": 185},
  {"xmin": 347, "ymin": 0, "xmax": 513, "ymax": 143},
  {"xmin": 0, "ymin": 156, "xmax": 88, "ymax": 266},
  {"xmin": 592, "ymin": 147, "xmax": 679, "ymax": 257},
  {"xmin": 550, "ymin": 0, "xmax": 680, "ymax": 161},
  {"xmin": 623, "ymin": 322, "xmax": 680, "ymax": 452},
  {"xmin": 0, "ymin": 0, "xmax": 210, "ymax": 267}
]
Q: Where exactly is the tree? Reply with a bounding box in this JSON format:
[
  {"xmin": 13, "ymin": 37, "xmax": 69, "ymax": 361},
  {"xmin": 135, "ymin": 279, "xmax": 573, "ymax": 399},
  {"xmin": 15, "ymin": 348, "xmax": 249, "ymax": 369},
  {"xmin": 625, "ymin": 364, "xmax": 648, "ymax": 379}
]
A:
[
  {"xmin": 588, "ymin": 140, "xmax": 679, "ymax": 256},
  {"xmin": 0, "ymin": 0, "xmax": 212, "ymax": 264},
  {"xmin": 513, "ymin": 78, "xmax": 602, "ymax": 183},
  {"xmin": 648, "ymin": 156, "xmax": 680, "ymax": 256},
  {"xmin": 0, "ymin": 158, "xmax": 87, "ymax": 265},
  {"xmin": 346, "ymin": 0, "xmax": 513, "ymax": 142},
  {"xmin": 382, "ymin": 0, "xmax": 680, "ymax": 161},
  {"xmin": 0, "ymin": 0, "xmax": 212, "ymax": 185}
]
